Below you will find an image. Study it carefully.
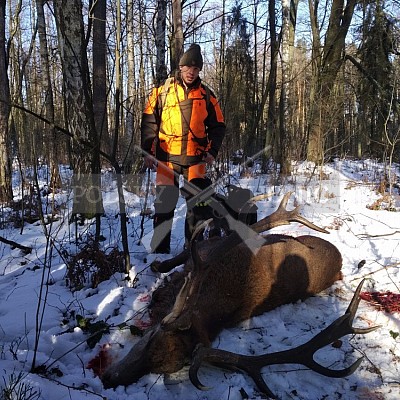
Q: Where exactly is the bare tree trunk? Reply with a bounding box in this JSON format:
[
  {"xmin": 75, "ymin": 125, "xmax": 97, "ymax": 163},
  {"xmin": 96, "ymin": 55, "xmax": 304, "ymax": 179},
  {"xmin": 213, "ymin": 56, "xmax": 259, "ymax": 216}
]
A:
[
  {"xmin": 112, "ymin": 0, "xmax": 122, "ymax": 162},
  {"xmin": 171, "ymin": 0, "xmax": 183, "ymax": 72},
  {"xmin": 92, "ymin": 0, "xmax": 108, "ymax": 150},
  {"xmin": 125, "ymin": 0, "xmax": 143, "ymax": 174},
  {"xmin": 9, "ymin": 2, "xmax": 37, "ymax": 171},
  {"xmin": 218, "ymin": 0, "xmax": 226, "ymax": 108},
  {"xmin": 0, "ymin": 0, "xmax": 12, "ymax": 203},
  {"xmin": 125, "ymin": 0, "xmax": 139, "ymax": 182},
  {"xmin": 138, "ymin": 4, "xmax": 146, "ymax": 106},
  {"xmin": 245, "ymin": 1, "xmax": 260, "ymax": 155},
  {"xmin": 113, "ymin": 0, "xmax": 131, "ymax": 273},
  {"xmin": 36, "ymin": 0, "xmax": 61, "ymax": 191},
  {"xmin": 92, "ymin": 0, "xmax": 107, "ymax": 239},
  {"xmin": 307, "ymin": 0, "xmax": 357, "ymax": 163},
  {"xmin": 53, "ymin": 0, "xmax": 104, "ymax": 220},
  {"xmin": 280, "ymin": 0, "xmax": 299, "ymax": 174},
  {"xmin": 265, "ymin": 0, "xmax": 279, "ymax": 163},
  {"xmin": 126, "ymin": 0, "xmax": 135, "ymax": 143},
  {"xmin": 280, "ymin": 0, "xmax": 291, "ymax": 175},
  {"xmin": 155, "ymin": 0, "xmax": 167, "ymax": 83}
]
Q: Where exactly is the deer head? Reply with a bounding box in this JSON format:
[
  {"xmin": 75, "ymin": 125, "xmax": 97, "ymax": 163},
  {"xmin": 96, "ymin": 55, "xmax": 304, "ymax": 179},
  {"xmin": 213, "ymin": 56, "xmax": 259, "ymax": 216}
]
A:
[{"xmin": 101, "ymin": 193, "xmax": 378, "ymax": 397}]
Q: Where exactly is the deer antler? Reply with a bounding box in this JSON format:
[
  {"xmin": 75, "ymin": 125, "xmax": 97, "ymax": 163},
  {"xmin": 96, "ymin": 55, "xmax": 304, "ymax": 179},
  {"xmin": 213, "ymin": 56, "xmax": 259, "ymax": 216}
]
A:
[
  {"xmin": 151, "ymin": 192, "xmax": 326, "ymax": 273},
  {"xmin": 161, "ymin": 272, "xmax": 193, "ymax": 327},
  {"xmin": 197, "ymin": 192, "xmax": 328, "ymax": 265},
  {"xmin": 250, "ymin": 191, "xmax": 328, "ymax": 234},
  {"xmin": 161, "ymin": 220, "xmax": 218, "ymax": 330},
  {"xmin": 189, "ymin": 279, "xmax": 380, "ymax": 399}
]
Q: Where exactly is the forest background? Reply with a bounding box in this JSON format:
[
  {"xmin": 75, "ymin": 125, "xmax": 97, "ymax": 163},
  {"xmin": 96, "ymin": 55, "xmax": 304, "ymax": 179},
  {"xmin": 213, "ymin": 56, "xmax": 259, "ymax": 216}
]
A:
[
  {"xmin": 0, "ymin": 0, "xmax": 399, "ymax": 269},
  {"xmin": 0, "ymin": 1, "xmax": 399, "ymax": 398}
]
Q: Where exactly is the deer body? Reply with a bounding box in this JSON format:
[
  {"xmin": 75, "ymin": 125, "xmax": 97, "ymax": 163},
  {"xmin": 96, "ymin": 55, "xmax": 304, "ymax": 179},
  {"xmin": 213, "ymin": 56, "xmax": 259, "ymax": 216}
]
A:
[{"xmin": 102, "ymin": 232, "xmax": 342, "ymax": 388}]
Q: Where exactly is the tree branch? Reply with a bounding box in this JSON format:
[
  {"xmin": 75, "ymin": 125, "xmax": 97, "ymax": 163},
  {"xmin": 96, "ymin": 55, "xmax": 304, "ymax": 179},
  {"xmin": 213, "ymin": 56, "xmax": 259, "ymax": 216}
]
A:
[{"xmin": 0, "ymin": 235, "xmax": 32, "ymax": 254}]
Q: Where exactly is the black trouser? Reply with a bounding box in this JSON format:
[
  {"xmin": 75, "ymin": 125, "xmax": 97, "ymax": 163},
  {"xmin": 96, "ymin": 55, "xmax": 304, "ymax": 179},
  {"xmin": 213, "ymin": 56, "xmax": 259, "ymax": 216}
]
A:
[
  {"xmin": 151, "ymin": 184, "xmax": 179, "ymax": 254},
  {"xmin": 151, "ymin": 166, "xmax": 213, "ymax": 253}
]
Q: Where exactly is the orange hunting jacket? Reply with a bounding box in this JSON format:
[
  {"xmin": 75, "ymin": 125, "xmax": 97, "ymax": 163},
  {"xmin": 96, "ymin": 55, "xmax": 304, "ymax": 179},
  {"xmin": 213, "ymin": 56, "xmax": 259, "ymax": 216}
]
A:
[{"xmin": 141, "ymin": 75, "xmax": 226, "ymax": 167}]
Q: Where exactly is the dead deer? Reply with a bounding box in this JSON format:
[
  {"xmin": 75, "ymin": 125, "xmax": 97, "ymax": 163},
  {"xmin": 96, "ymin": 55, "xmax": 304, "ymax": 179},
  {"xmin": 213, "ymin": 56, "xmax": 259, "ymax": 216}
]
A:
[{"xmin": 101, "ymin": 193, "xmax": 378, "ymax": 397}]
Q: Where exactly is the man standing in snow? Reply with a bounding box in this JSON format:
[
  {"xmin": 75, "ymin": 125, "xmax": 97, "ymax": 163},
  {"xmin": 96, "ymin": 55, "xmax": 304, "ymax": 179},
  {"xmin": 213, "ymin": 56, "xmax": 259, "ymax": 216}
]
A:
[{"xmin": 141, "ymin": 44, "xmax": 226, "ymax": 254}]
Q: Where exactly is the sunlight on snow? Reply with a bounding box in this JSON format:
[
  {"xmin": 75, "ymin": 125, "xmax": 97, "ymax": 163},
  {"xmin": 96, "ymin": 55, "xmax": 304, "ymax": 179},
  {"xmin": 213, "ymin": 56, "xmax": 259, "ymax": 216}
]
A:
[{"xmin": 97, "ymin": 287, "xmax": 122, "ymax": 315}]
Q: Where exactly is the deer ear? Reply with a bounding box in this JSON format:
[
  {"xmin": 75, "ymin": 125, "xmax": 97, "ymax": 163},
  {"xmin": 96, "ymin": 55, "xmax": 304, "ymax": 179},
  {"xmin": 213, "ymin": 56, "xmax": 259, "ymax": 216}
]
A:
[
  {"xmin": 193, "ymin": 236, "xmax": 229, "ymax": 265},
  {"xmin": 194, "ymin": 245, "xmax": 211, "ymax": 264}
]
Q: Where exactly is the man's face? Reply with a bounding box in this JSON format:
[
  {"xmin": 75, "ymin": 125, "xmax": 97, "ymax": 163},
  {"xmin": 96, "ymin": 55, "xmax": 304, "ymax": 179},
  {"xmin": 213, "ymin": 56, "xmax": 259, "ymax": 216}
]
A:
[{"xmin": 180, "ymin": 65, "xmax": 200, "ymax": 86}]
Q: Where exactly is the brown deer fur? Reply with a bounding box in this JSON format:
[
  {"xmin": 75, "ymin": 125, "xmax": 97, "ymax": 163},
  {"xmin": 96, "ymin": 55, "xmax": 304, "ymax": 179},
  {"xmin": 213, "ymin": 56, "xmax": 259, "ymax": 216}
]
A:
[{"xmin": 101, "ymin": 231, "xmax": 342, "ymax": 388}]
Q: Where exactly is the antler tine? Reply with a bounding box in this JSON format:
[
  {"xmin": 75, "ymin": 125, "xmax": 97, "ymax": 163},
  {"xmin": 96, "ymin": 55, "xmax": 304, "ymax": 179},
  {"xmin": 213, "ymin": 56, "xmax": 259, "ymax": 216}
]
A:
[
  {"xmin": 250, "ymin": 192, "xmax": 329, "ymax": 234},
  {"xmin": 161, "ymin": 220, "xmax": 217, "ymax": 330},
  {"xmin": 161, "ymin": 272, "xmax": 192, "ymax": 328},
  {"xmin": 189, "ymin": 279, "xmax": 380, "ymax": 398},
  {"xmin": 344, "ymin": 278, "xmax": 379, "ymax": 335},
  {"xmin": 237, "ymin": 193, "xmax": 271, "ymax": 222},
  {"xmin": 291, "ymin": 279, "xmax": 380, "ymax": 377},
  {"xmin": 194, "ymin": 192, "xmax": 329, "ymax": 272},
  {"xmin": 190, "ymin": 343, "xmax": 278, "ymax": 399}
]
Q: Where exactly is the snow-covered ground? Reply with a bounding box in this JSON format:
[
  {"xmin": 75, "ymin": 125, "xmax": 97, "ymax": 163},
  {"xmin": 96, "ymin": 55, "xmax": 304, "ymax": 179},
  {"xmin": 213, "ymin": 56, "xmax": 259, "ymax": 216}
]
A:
[{"xmin": 0, "ymin": 159, "xmax": 399, "ymax": 399}]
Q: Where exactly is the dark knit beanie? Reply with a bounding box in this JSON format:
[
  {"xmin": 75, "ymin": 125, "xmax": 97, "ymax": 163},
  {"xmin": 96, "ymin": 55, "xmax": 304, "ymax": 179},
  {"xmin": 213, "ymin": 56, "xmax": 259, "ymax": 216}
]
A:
[{"xmin": 179, "ymin": 44, "xmax": 203, "ymax": 70}]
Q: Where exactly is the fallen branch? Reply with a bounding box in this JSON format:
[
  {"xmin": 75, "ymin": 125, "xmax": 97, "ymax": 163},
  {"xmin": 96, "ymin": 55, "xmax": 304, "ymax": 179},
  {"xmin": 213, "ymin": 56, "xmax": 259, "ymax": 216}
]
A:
[
  {"xmin": 357, "ymin": 230, "xmax": 400, "ymax": 239},
  {"xmin": 0, "ymin": 235, "xmax": 32, "ymax": 254},
  {"xmin": 350, "ymin": 261, "xmax": 400, "ymax": 281}
]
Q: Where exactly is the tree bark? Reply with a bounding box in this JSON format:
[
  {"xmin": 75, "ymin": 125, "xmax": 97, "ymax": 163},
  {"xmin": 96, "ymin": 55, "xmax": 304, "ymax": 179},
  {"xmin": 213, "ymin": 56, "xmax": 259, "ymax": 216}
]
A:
[
  {"xmin": 0, "ymin": 235, "xmax": 32, "ymax": 254},
  {"xmin": 36, "ymin": 0, "xmax": 61, "ymax": 191},
  {"xmin": 126, "ymin": 0, "xmax": 136, "ymax": 145},
  {"xmin": 280, "ymin": 0, "xmax": 291, "ymax": 175},
  {"xmin": 265, "ymin": 0, "xmax": 279, "ymax": 163},
  {"xmin": 155, "ymin": 0, "xmax": 167, "ymax": 83},
  {"xmin": 171, "ymin": 0, "xmax": 183, "ymax": 72},
  {"xmin": 307, "ymin": 0, "xmax": 357, "ymax": 163},
  {"xmin": 53, "ymin": 0, "xmax": 104, "ymax": 219},
  {"xmin": 0, "ymin": 0, "xmax": 12, "ymax": 203},
  {"xmin": 92, "ymin": 0, "xmax": 108, "ymax": 150},
  {"xmin": 92, "ymin": 0, "xmax": 107, "ymax": 239}
]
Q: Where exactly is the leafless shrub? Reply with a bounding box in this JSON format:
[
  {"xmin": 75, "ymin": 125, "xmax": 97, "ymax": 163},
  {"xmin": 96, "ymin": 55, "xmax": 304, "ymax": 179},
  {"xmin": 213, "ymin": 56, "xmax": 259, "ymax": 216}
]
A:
[
  {"xmin": 66, "ymin": 238, "xmax": 125, "ymax": 290},
  {"xmin": 366, "ymin": 194, "xmax": 397, "ymax": 211},
  {"xmin": 1, "ymin": 371, "xmax": 41, "ymax": 400}
]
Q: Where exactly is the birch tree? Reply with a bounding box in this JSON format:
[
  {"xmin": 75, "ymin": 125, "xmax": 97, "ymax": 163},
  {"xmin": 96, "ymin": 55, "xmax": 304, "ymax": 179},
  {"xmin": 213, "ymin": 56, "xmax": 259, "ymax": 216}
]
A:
[
  {"xmin": 53, "ymin": 0, "xmax": 104, "ymax": 220},
  {"xmin": 280, "ymin": 0, "xmax": 299, "ymax": 174}
]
